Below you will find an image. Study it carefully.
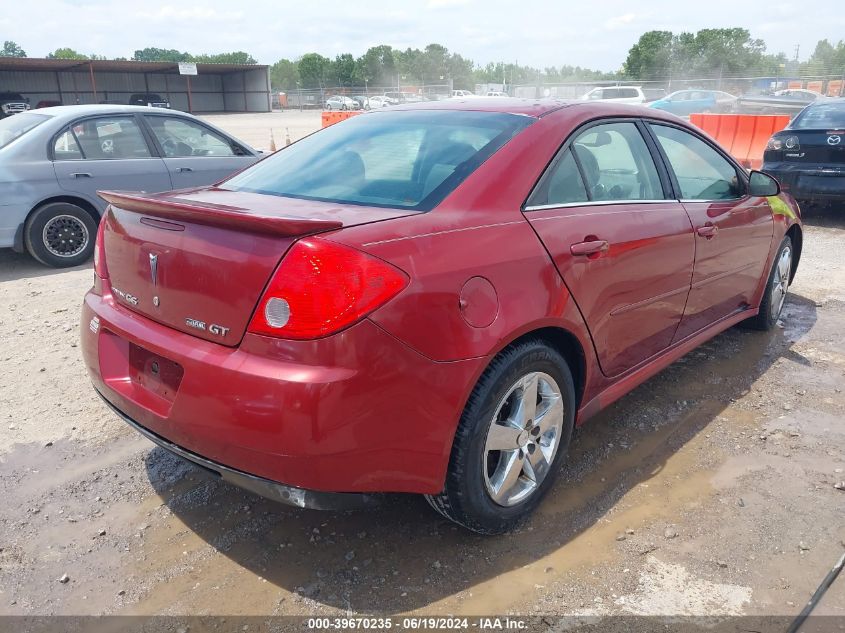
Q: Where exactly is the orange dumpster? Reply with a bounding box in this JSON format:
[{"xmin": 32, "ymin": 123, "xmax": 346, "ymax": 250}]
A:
[
  {"xmin": 827, "ymin": 80, "xmax": 843, "ymax": 97},
  {"xmin": 690, "ymin": 113, "xmax": 790, "ymax": 170}
]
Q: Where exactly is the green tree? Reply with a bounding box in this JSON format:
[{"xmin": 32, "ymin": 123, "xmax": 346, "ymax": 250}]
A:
[
  {"xmin": 331, "ymin": 53, "xmax": 357, "ymax": 86},
  {"xmin": 133, "ymin": 47, "xmax": 190, "ymax": 62},
  {"xmin": 46, "ymin": 48, "xmax": 89, "ymax": 60},
  {"xmin": 270, "ymin": 58, "xmax": 300, "ymax": 91},
  {"xmin": 1, "ymin": 40, "xmax": 26, "ymax": 57},
  {"xmin": 356, "ymin": 45, "xmax": 396, "ymax": 86},
  {"xmin": 298, "ymin": 53, "xmax": 331, "ymax": 88},
  {"xmin": 801, "ymin": 39, "xmax": 845, "ymax": 76},
  {"xmin": 190, "ymin": 51, "xmax": 257, "ymax": 64},
  {"xmin": 623, "ymin": 31, "xmax": 673, "ymax": 80}
]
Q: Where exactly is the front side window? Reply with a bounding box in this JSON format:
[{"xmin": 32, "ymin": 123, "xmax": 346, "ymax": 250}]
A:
[
  {"xmin": 223, "ymin": 110, "xmax": 532, "ymax": 211},
  {"xmin": 650, "ymin": 124, "xmax": 742, "ymax": 200},
  {"xmin": 146, "ymin": 116, "xmax": 237, "ymax": 157},
  {"xmin": 67, "ymin": 116, "xmax": 152, "ymax": 159},
  {"xmin": 571, "ymin": 122, "xmax": 664, "ymax": 201}
]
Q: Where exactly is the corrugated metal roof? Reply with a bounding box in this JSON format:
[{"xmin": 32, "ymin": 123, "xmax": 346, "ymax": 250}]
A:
[{"xmin": 0, "ymin": 58, "xmax": 267, "ymax": 74}]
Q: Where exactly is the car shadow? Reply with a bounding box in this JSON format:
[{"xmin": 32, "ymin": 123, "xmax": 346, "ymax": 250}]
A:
[
  {"xmin": 0, "ymin": 249, "xmax": 91, "ymax": 282},
  {"xmin": 144, "ymin": 293, "xmax": 818, "ymax": 613}
]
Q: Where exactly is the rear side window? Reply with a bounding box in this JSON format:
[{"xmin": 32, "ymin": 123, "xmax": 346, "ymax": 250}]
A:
[
  {"xmin": 619, "ymin": 88, "xmax": 639, "ymax": 98},
  {"xmin": 223, "ymin": 110, "xmax": 532, "ymax": 211},
  {"xmin": 53, "ymin": 128, "xmax": 83, "ymax": 160},
  {"xmin": 650, "ymin": 124, "xmax": 742, "ymax": 200},
  {"xmin": 65, "ymin": 116, "xmax": 152, "ymax": 160}
]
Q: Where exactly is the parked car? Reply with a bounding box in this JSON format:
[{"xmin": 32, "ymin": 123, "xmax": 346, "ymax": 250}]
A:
[
  {"xmin": 0, "ymin": 91, "xmax": 30, "ymax": 118},
  {"xmin": 736, "ymin": 89, "xmax": 825, "ymax": 116},
  {"xmin": 35, "ymin": 100, "xmax": 62, "ymax": 109},
  {"xmin": 642, "ymin": 88, "xmax": 668, "ymax": 103},
  {"xmin": 128, "ymin": 93, "xmax": 170, "ymax": 109},
  {"xmin": 580, "ymin": 86, "xmax": 646, "ymax": 104},
  {"xmin": 81, "ymin": 99, "xmax": 802, "ymax": 534},
  {"xmin": 366, "ymin": 95, "xmax": 390, "ymax": 108},
  {"xmin": 649, "ymin": 90, "xmax": 738, "ymax": 116},
  {"xmin": 350, "ymin": 95, "xmax": 370, "ymax": 110},
  {"xmin": 763, "ymin": 98, "xmax": 845, "ymax": 205},
  {"xmin": 486, "ymin": 91, "xmax": 507, "ymax": 97},
  {"xmin": 0, "ymin": 105, "xmax": 260, "ymax": 267},
  {"xmin": 325, "ymin": 95, "xmax": 359, "ymax": 111},
  {"xmin": 451, "ymin": 89, "xmax": 475, "ymax": 98}
]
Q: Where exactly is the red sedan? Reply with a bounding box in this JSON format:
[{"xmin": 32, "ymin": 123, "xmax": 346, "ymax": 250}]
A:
[{"xmin": 81, "ymin": 99, "xmax": 802, "ymax": 534}]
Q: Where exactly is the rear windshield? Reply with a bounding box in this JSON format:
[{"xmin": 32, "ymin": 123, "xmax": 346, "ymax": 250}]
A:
[
  {"xmin": 0, "ymin": 112, "xmax": 49, "ymax": 149},
  {"xmin": 792, "ymin": 102, "xmax": 845, "ymax": 130},
  {"xmin": 222, "ymin": 110, "xmax": 533, "ymax": 211}
]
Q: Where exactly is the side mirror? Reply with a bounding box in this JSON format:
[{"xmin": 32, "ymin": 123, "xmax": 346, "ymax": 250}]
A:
[{"xmin": 748, "ymin": 170, "xmax": 780, "ymax": 196}]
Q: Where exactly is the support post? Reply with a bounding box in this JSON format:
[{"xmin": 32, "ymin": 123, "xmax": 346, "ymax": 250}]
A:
[{"xmin": 88, "ymin": 62, "xmax": 98, "ymax": 103}]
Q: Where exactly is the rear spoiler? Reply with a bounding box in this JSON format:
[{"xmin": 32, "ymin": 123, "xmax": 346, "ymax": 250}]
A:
[{"xmin": 98, "ymin": 190, "xmax": 343, "ymax": 237}]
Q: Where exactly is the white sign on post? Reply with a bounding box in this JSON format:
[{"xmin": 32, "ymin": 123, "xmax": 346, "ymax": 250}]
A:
[{"xmin": 178, "ymin": 62, "xmax": 198, "ymax": 76}]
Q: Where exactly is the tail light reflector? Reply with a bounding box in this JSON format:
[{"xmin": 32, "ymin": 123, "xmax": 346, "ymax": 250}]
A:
[
  {"xmin": 247, "ymin": 238, "xmax": 408, "ymax": 340},
  {"xmin": 93, "ymin": 214, "xmax": 108, "ymax": 279}
]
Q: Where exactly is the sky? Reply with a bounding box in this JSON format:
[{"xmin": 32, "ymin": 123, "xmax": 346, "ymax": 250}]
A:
[{"xmin": 3, "ymin": 0, "xmax": 845, "ymax": 71}]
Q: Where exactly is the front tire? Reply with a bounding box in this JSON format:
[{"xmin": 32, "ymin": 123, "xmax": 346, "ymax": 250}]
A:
[
  {"xmin": 426, "ymin": 340, "xmax": 576, "ymax": 534},
  {"xmin": 24, "ymin": 202, "xmax": 98, "ymax": 268},
  {"xmin": 744, "ymin": 236, "xmax": 793, "ymax": 331}
]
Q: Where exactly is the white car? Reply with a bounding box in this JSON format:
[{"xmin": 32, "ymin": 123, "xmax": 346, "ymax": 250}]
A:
[
  {"xmin": 581, "ymin": 86, "xmax": 646, "ymax": 105},
  {"xmin": 325, "ymin": 96, "xmax": 359, "ymax": 111},
  {"xmin": 486, "ymin": 91, "xmax": 507, "ymax": 97},
  {"xmin": 451, "ymin": 90, "xmax": 475, "ymax": 98},
  {"xmin": 367, "ymin": 96, "xmax": 390, "ymax": 108}
]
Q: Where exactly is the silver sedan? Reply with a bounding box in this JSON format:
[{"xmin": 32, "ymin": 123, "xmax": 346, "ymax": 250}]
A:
[{"xmin": 0, "ymin": 105, "xmax": 260, "ymax": 267}]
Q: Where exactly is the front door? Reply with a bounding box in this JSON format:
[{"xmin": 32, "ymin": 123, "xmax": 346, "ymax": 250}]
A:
[
  {"xmin": 52, "ymin": 115, "xmax": 171, "ymax": 211},
  {"xmin": 647, "ymin": 123, "xmax": 774, "ymax": 341},
  {"xmin": 524, "ymin": 120, "xmax": 695, "ymax": 378}
]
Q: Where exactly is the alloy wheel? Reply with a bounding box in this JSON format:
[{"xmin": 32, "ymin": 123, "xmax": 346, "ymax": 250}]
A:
[
  {"xmin": 483, "ymin": 372, "xmax": 565, "ymax": 507},
  {"xmin": 770, "ymin": 245, "xmax": 792, "ymax": 320}
]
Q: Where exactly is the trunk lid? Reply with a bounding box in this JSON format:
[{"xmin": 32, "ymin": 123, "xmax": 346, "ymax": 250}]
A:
[
  {"xmin": 782, "ymin": 129, "xmax": 845, "ymax": 164},
  {"xmin": 99, "ymin": 187, "xmax": 415, "ymax": 346}
]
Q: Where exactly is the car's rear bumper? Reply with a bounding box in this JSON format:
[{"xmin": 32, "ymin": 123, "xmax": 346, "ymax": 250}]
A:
[
  {"xmin": 81, "ymin": 287, "xmax": 483, "ymax": 495},
  {"xmin": 96, "ymin": 389, "xmax": 379, "ymax": 510},
  {"xmin": 764, "ymin": 163, "xmax": 845, "ymax": 202}
]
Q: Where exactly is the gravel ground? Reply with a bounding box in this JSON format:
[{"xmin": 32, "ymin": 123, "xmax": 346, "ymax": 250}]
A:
[{"xmin": 0, "ymin": 207, "xmax": 843, "ymax": 620}]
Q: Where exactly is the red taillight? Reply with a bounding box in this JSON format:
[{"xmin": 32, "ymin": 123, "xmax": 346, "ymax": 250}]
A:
[
  {"xmin": 93, "ymin": 214, "xmax": 108, "ymax": 279},
  {"xmin": 247, "ymin": 238, "xmax": 408, "ymax": 340}
]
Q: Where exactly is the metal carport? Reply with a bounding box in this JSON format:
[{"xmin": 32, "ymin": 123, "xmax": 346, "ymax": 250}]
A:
[{"xmin": 0, "ymin": 58, "xmax": 271, "ymax": 113}]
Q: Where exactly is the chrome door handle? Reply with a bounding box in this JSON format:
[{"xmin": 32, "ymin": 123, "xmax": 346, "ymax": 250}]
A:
[
  {"xmin": 70, "ymin": 172, "xmax": 92, "ymax": 178},
  {"xmin": 570, "ymin": 240, "xmax": 609, "ymax": 256},
  {"xmin": 696, "ymin": 225, "xmax": 718, "ymax": 238},
  {"xmin": 177, "ymin": 167, "xmax": 193, "ymax": 173}
]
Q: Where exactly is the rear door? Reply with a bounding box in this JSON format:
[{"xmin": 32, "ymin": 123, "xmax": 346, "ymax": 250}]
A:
[
  {"xmin": 142, "ymin": 114, "xmax": 257, "ymax": 189},
  {"xmin": 524, "ymin": 120, "xmax": 695, "ymax": 377},
  {"xmin": 646, "ymin": 122, "xmax": 773, "ymax": 340},
  {"xmin": 52, "ymin": 115, "xmax": 171, "ymax": 210}
]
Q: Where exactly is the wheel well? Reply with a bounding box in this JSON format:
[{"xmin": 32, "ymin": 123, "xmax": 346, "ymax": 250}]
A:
[
  {"xmin": 27, "ymin": 196, "xmax": 100, "ymax": 228},
  {"xmin": 786, "ymin": 224, "xmax": 802, "ymax": 284},
  {"xmin": 506, "ymin": 327, "xmax": 587, "ymax": 410}
]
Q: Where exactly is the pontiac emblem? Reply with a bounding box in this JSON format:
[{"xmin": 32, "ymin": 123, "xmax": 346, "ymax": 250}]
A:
[{"xmin": 149, "ymin": 253, "xmax": 159, "ymax": 286}]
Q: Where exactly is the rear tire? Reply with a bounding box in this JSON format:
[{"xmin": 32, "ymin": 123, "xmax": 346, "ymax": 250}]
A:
[
  {"xmin": 25, "ymin": 202, "xmax": 98, "ymax": 268},
  {"xmin": 744, "ymin": 236, "xmax": 793, "ymax": 331},
  {"xmin": 426, "ymin": 340, "xmax": 576, "ymax": 534}
]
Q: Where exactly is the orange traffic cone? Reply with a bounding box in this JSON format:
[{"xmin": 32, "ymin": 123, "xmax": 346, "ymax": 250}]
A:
[
  {"xmin": 285, "ymin": 127, "xmax": 291, "ymax": 146},
  {"xmin": 269, "ymin": 129, "xmax": 277, "ymax": 152}
]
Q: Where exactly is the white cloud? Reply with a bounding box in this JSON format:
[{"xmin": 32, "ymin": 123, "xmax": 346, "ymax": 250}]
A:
[{"xmin": 604, "ymin": 13, "xmax": 637, "ymax": 30}]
